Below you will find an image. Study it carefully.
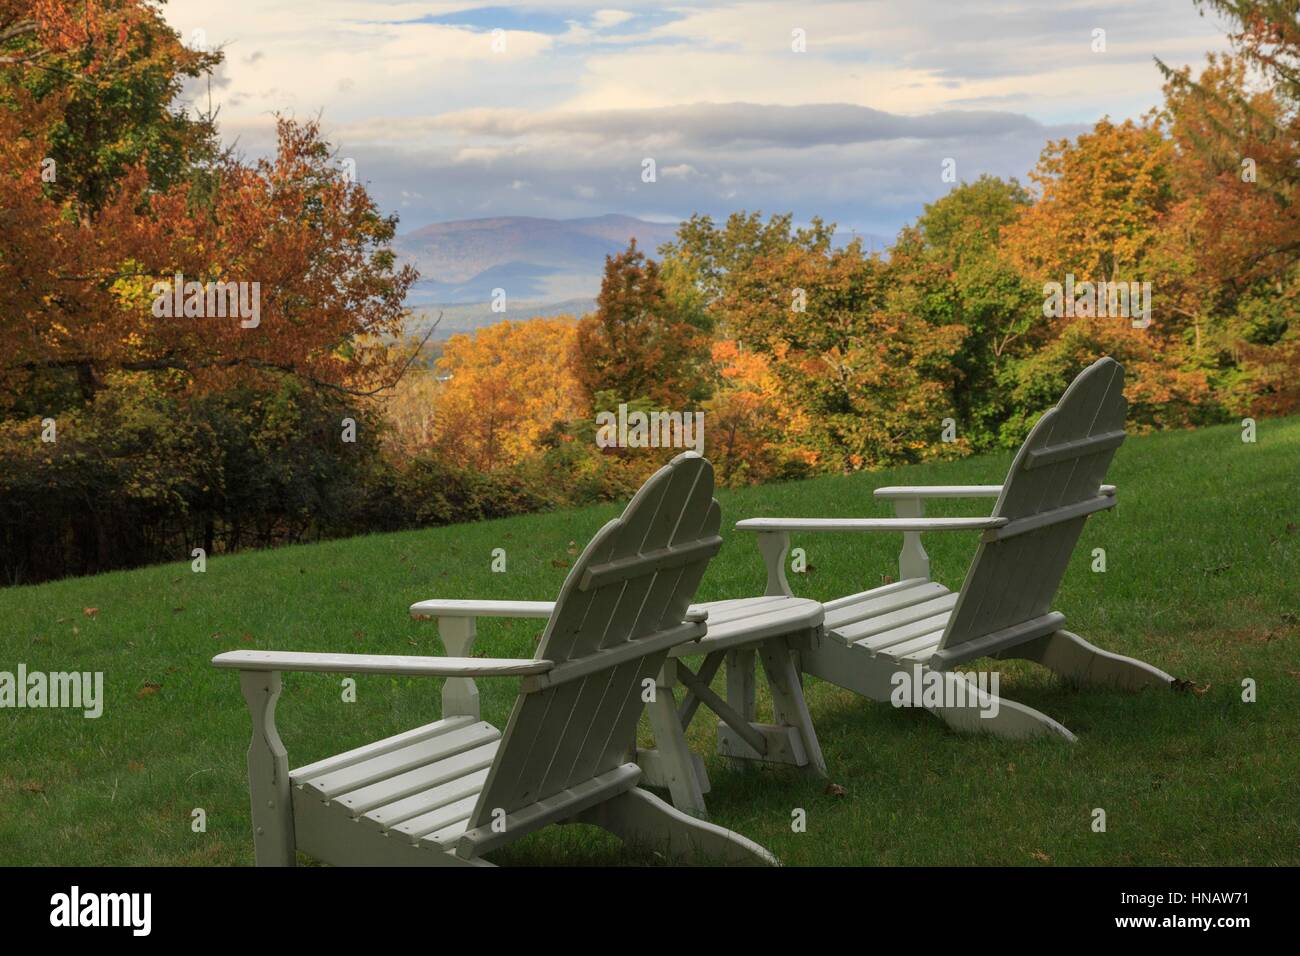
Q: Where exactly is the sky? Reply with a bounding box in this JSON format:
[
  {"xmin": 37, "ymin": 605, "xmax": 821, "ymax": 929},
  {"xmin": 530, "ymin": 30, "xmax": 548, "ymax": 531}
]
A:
[{"xmin": 162, "ymin": 0, "xmax": 1233, "ymax": 239}]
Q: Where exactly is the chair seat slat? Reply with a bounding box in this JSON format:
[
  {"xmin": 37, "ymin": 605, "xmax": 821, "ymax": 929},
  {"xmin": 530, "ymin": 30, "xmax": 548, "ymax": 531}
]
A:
[
  {"xmin": 299, "ymin": 721, "xmax": 500, "ymax": 800},
  {"xmin": 363, "ymin": 768, "xmax": 492, "ymax": 833},
  {"xmin": 337, "ymin": 743, "xmax": 498, "ymax": 819}
]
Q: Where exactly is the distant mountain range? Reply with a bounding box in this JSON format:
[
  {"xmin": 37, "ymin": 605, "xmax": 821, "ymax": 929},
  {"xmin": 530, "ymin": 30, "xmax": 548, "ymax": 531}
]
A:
[
  {"xmin": 394, "ymin": 213, "xmax": 889, "ymax": 340},
  {"xmin": 395, "ymin": 214, "xmax": 678, "ymax": 338}
]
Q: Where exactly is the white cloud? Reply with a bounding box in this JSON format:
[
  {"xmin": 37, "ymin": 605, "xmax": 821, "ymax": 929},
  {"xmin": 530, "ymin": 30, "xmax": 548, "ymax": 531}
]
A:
[
  {"xmin": 592, "ymin": 9, "xmax": 635, "ymax": 30},
  {"xmin": 159, "ymin": 0, "xmax": 1234, "ymax": 234}
]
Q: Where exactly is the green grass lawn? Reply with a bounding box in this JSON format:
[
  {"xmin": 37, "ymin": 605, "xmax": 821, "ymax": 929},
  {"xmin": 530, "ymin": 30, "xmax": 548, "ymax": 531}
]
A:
[{"xmin": 2, "ymin": 417, "xmax": 1297, "ymax": 866}]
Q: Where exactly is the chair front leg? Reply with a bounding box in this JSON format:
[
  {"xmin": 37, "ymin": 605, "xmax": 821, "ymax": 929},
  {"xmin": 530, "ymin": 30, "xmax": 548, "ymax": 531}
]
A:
[{"xmin": 238, "ymin": 670, "xmax": 295, "ymax": 867}]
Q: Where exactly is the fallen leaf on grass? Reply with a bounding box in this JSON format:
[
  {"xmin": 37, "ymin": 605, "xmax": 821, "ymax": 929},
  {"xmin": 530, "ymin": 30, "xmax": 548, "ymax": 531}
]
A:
[
  {"xmin": 551, "ymin": 559, "xmax": 570, "ymax": 569},
  {"xmin": 137, "ymin": 682, "xmax": 162, "ymax": 699},
  {"xmin": 21, "ymin": 782, "xmax": 44, "ymax": 794},
  {"xmin": 1031, "ymin": 850, "xmax": 1052, "ymax": 864},
  {"xmin": 1172, "ymin": 678, "xmax": 1211, "ymax": 696},
  {"xmin": 824, "ymin": 783, "xmax": 848, "ymax": 797},
  {"xmin": 353, "ymin": 630, "xmax": 366, "ymax": 640},
  {"xmin": 241, "ymin": 633, "xmax": 253, "ymax": 643},
  {"xmin": 127, "ymin": 761, "xmax": 144, "ymax": 772},
  {"xmin": 83, "ymin": 607, "xmax": 98, "ymax": 617}
]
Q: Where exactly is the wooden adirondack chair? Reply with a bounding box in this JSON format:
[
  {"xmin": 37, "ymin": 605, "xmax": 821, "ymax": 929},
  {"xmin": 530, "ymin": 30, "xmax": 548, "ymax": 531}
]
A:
[
  {"xmin": 735, "ymin": 357, "xmax": 1174, "ymax": 741},
  {"xmin": 213, "ymin": 452, "xmax": 776, "ymax": 866},
  {"xmin": 412, "ymin": 543, "xmax": 827, "ymax": 819}
]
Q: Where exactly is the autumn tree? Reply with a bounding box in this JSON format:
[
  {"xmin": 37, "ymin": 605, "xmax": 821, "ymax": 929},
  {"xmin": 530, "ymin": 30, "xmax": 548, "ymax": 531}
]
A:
[
  {"xmin": 572, "ymin": 239, "xmax": 711, "ymax": 410},
  {"xmin": 703, "ymin": 339, "xmax": 809, "ymax": 484},
  {"xmin": 1154, "ymin": 1, "xmax": 1300, "ymax": 414},
  {"xmin": 1155, "ymin": 56, "xmax": 1297, "ymax": 343},
  {"xmin": 424, "ymin": 317, "xmax": 584, "ymax": 471},
  {"xmin": 887, "ymin": 176, "xmax": 1038, "ymax": 447},
  {"xmin": 0, "ymin": 0, "xmax": 418, "ymax": 581},
  {"xmin": 658, "ymin": 211, "xmax": 834, "ymax": 336},
  {"xmin": 996, "ymin": 114, "xmax": 1224, "ymax": 430},
  {"xmin": 0, "ymin": 0, "xmax": 221, "ymax": 217},
  {"xmin": 1, "ymin": 116, "xmax": 416, "ymax": 412},
  {"xmin": 719, "ymin": 242, "xmax": 968, "ymax": 471},
  {"xmin": 1003, "ymin": 118, "xmax": 1175, "ymax": 287}
]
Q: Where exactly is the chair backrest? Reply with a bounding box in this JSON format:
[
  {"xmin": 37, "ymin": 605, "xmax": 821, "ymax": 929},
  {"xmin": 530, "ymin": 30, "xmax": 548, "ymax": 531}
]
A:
[
  {"xmin": 935, "ymin": 357, "xmax": 1126, "ymax": 664},
  {"xmin": 468, "ymin": 452, "xmax": 722, "ymax": 825}
]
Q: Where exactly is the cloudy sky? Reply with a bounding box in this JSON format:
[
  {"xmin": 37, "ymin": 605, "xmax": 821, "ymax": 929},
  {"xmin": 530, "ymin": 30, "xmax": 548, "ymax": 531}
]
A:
[{"xmin": 162, "ymin": 0, "xmax": 1231, "ymax": 239}]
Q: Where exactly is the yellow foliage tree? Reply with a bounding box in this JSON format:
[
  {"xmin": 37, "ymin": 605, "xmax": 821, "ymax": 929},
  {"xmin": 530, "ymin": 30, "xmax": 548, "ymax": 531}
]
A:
[{"xmin": 424, "ymin": 317, "xmax": 584, "ymax": 471}]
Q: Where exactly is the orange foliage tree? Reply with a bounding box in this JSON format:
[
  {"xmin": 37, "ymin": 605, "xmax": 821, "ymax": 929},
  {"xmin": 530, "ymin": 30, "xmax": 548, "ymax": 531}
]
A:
[{"xmin": 1, "ymin": 2, "xmax": 415, "ymax": 414}]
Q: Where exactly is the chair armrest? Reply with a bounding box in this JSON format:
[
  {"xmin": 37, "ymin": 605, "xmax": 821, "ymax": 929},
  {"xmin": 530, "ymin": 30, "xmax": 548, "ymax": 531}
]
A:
[
  {"xmin": 409, "ymin": 599, "xmax": 555, "ymax": 619},
  {"xmin": 873, "ymin": 484, "xmax": 1004, "ymax": 500},
  {"xmin": 735, "ymin": 516, "xmax": 1008, "ymax": 533},
  {"xmin": 212, "ymin": 650, "xmax": 554, "ymax": 677},
  {"xmin": 410, "ymin": 600, "xmax": 705, "ymax": 622},
  {"xmin": 872, "ymin": 483, "xmax": 1115, "ymax": 500}
]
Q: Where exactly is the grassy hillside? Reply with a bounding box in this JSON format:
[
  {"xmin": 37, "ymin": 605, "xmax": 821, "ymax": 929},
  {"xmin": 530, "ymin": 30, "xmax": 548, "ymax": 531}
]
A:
[{"xmin": 2, "ymin": 417, "xmax": 1297, "ymax": 866}]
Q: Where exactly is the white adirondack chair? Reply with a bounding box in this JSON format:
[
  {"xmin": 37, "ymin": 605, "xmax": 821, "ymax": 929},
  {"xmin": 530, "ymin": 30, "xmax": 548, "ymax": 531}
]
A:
[
  {"xmin": 213, "ymin": 452, "xmax": 776, "ymax": 866},
  {"xmin": 736, "ymin": 357, "xmax": 1174, "ymax": 741},
  {"xmin": 416, "ymin": 595, "xmax": 828, "ymax": 821}
]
